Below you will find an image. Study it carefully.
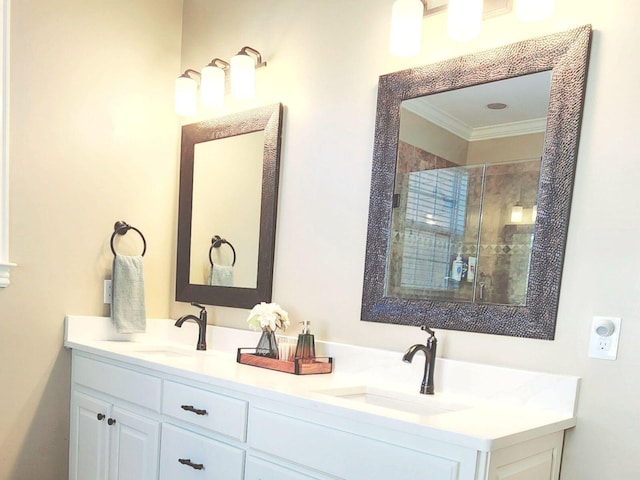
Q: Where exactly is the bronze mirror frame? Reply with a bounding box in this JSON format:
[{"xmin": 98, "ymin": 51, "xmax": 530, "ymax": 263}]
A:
[
  {"xmin": 361, "ymin": 26, "xmax": 592, "ymax": 339},
  {"xmin": 176, "ymin": 103, "xmax": 283, "ymax": 308}
]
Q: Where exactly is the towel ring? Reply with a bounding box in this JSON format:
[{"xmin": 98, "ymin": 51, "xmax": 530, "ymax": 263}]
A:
[
  {"xmin": 209, "ymin": 235, "xmax": 236, "ymax": 267},
  {"xmin": 110, "ymin": 221, "xmax": 147, "ymax": 257}
]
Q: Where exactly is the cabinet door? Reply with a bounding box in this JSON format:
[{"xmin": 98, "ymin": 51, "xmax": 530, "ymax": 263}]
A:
[
  {"xmin": 69, "ymin": 392, "xmax": 111, "ymax": 480},
  {"xmin": 245, "ymin": 456, "xmax": 325, "ymax": 480},
  {"xmin": 108, "ymin": 406, "xmax": 160, "ymax": 480},
  {"xmin": 159, "ymin": 423, "xmax": 244, "ymax": 480}
]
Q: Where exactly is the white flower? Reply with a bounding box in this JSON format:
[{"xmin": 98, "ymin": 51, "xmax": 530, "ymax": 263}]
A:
[{"xmin": 247, "ymin": 302, "xmax": 290, "ymax": 332}]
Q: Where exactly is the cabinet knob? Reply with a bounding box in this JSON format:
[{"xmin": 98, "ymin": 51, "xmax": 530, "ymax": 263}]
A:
[
  {"xmin": 180, "ymin": 404, "xmax": 208, "ymax": 416},
  {"xmin": 178, "ymin": 458, "xmax": 204, "ymax": 470},
  {"xmin": 96, "ymin": 413, "xmax": 106, "ymax": 421},
  {"xmin": 107, "ymin": 418, "xmax": 116, "ymax": 426}
]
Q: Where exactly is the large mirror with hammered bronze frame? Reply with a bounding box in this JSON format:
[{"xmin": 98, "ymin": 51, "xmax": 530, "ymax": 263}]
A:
[
  {"xmin": 361, "ymin": 26, "xmax": 591, "ymax": 339},
  {"xmin": 176, "ymin": 103, "xmax": 283, "ymax": 308}
]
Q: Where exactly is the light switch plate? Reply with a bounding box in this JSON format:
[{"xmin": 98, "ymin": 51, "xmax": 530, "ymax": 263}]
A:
[
  {"xmin": 588, "ymin": 316, "xmax": 621, "ymax": 360},
  {"xmin": 104, "ymin": 280, "xmax": 112, "ymax": 304}
]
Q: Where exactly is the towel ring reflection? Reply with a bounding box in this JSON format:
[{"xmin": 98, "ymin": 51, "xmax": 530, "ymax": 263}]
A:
[
  {"xmin": 209, "ymin": 235, "xmax": 236, "ymax": 267},
  {"xmin": 110, "ymin": 221, "xmax": 147, "ymax": 257}
]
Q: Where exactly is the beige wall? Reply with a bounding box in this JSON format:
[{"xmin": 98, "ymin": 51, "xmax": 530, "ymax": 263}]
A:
[
  {"xmin": 400, "ymin": 108, "xmax": 469, "ymax": 165},
  {"xmin": 467, "ymin": 132, "xmax": 545, "ymax": 164},
  {"xmin": 175, "ymin": 1, "xmax": 640, "ymax": 479},
  {"xmin": 2, "ymin": 0, "xmax": 640, "ymax": 479},
  {"xmin": 0, "ymin": 0, "xmax": 183, "ymax": 478}
]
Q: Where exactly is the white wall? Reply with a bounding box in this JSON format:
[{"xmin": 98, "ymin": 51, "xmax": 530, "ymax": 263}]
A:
[
  {"xmin": 175, "ymin": 1, "xmax": 640, "ymax": 478},
  {"xmin": 0, "ymin": 0, "xmax": 183, "ymax": 478}
]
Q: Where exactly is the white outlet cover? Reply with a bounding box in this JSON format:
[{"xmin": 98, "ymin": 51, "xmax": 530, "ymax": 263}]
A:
[
  {"xmin": 103, "ymin": 280, "xmax": 112, "ymax": 304},
  {"xmin": 588, "ymin": 316, "xmax": 621, "ymax": 360}
]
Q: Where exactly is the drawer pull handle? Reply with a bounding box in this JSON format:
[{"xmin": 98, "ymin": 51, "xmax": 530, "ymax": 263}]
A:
[
  {"xmin": 181, "ymin": 404, "xmax": 208, "ymax": 416},
  {"xmin": 107, "ymin": 418, "xmax": 116, "ymax": 426},
  {"xmin": 96, "ymin": 413, "xmax": 106, "ymax": 421},
  {"xmin": 178, "ymin": 458, "xmax": 204, "ymax": 470}
]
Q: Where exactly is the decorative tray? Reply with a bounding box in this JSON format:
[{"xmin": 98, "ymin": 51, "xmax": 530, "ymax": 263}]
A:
[{"xmin": 236, "ymin": 348, "xmax": 333, "ymax": 375}]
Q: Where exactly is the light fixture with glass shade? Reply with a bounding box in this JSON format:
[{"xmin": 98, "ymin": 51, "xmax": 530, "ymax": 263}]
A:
[
  {"xmin": 447, "ymin": 0, "xmax": 483, "ymax": 42},
  {"xmin": 175, "ymin": 69, "xmax": 199, "ymax": 117},
  {"xmin": 510, "ymin": 202, "xmax": 524, "ymax": 223},
  {"xmin": 515, "ymin": 0, "xmax": 555, "ymax": 22},
  {"xmin": 389, "ymin": 0, "xmax": 425, "ymax": 57},
  {"xmin": 388, "ymin": 0, "xmax": 555, "ymax": 57},
  {"xmin": 200, "ymin": 58, "xmax": 229, "ymax": 110},
  {"xmin": 230, "ymin": 46, "xmax": 267, "ymax": 100},
  {"xmin": 175, "ymin": 46, "xmax": 267, "ymax": 116}
]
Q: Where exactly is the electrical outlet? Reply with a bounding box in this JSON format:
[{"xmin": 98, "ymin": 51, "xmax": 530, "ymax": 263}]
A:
[
  {"xmin": 588, "ymin": 316, "xmax": 621, "ymax": 360},
  {"xmin": 104, "ymin": 280, "xmax": 112, "ymax": 304}
]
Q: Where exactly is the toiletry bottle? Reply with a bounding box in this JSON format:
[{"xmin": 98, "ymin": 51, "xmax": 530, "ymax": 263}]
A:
[
  {"xmin": 451, "ymin": 253, "xmax": 463, "ymax": 282},
  {"xmin": 295, "ymin": 320, "xmax": 315, "ymax": 363},
  {"xmin": 467, "ymin": 256, "xmax": 476, "ymax": 282}
]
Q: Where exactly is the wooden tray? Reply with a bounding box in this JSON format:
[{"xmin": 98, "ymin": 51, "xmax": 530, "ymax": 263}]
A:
[{"xmin": 236, "ymin": 348, "xmax": 333, "ymax": 375}]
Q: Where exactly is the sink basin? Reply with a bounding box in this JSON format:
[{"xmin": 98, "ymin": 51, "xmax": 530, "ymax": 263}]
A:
[
  {"xmin": 133, "ymin": 349, "xmax": 192, "ymax": 358},
  {"xmin": 130, "ymin": 347, "xmax": 214, "ymax": 359},
  {"xmin": 315, "ymin": 385, "xmax": 471, "ymax": 417}
]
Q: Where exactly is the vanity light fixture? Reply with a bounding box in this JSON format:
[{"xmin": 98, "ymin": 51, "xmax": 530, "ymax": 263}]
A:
[
  {"xmin": 389, "ymin": 0, "xmax": 425, "ymax": 57},
  {"xmin": 448, "ymin": 0, "xmax": 483, "ymax": 42},
  {"xmin": 175, "ymin": 69, "xmax": 200, "ymax": 117},
  {"xmin": 230, "ymin": 46, "xmax": 267, "ymax": 100},
  {"xmin": 389, "ymin": 0, "xmax": 556, "ymax": 57},
  {"xmin": 174, "ymin": 46, "xmax": 267, "ymax": 116},
  {"xmin": 515, "ymin": 0, "xmax": 555, "ymax": 22},
  {"xmin": 201, "ymin": 58, "xmax": 229, "ymax": 110}
]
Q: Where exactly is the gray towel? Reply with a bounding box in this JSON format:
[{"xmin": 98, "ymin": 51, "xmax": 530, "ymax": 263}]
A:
[
  {"xmin": 112, "ymin": 254, "xmax": 146, "ymax": 333},
  {"xmin": 209, "ymin": 264, "xmax": 233, "ymax": 286}
]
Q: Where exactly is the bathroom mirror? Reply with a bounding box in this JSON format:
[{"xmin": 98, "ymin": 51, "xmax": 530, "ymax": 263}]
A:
[
  {"xmin": 176, "ymin": 103, "xmax": 283, "ymax": 308},
  {"xmin": 361, "ymin": 26, "xmax": 592, "ymax": 339}
]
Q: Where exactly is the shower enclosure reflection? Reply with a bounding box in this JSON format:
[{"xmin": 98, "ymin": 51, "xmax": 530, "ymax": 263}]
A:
[{"xmin": 385, "ymin": 72, "xmax": 550, "ymax": 306}]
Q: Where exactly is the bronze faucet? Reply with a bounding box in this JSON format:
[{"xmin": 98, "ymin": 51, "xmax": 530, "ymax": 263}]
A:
[
  {"xmin": 175, "ymin": 302, "xmax": 208, "ymax": 351},
  {"xmin": 402, "ymin": 325, "xmax": 437, "ymax": 395}
]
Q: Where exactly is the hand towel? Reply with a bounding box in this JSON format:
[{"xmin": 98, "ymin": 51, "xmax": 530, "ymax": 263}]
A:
[
  {"xmin": 209, "ymin": 264, "xmax": 233, "ymax": 287},
  {"xmin": 112, "ymin": 254, "xmax": 147, "ymax": 333}
]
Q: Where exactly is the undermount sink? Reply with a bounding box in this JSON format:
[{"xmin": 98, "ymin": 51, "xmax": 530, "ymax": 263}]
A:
[
  {"xmin": 130, "ymin": 347, "xmax": 213, "ymax": 359},
  {"xmin": 315, "ymin": 385, "xmax": 471, "ymax": 417}
]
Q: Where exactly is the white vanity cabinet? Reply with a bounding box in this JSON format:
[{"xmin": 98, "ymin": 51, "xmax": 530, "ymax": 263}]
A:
[
  {"xmin": 159, "ymin": 380, "xmax": 248, "ymax": 479},
  {"xmin": 248, "ymin": 405, "xmax": 477, "ymax": 480},
  {"xmin": 69, "ymin": 356, "xmax": 162, "ymax": 480},
  {"xmin": 245, "ymin": 455, "xmax": 332, "ymax": 480},
  {"xmin": 247, "ymin": 403, "xmax": 564, "ymax": 480},
  {"xmin": 65, "ymin": 318, "xmax": 576, "ymax": 480}
]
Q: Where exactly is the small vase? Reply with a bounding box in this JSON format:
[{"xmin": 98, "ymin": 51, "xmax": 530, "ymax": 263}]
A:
[{"xmin": 256, "ymin": 328, "xmax": 279, "ymax": 359}]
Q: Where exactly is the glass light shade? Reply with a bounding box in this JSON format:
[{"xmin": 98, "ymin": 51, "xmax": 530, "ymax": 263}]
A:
[
  {"xmin": 174, "ymin": 76, "xmax": 197, "ymax": 116},
  {"xmin": 389, "ymin": 0, "xmax": 424, "ymax": 57},
  {"xmin": 511, "ymin": 204, "xmax": 524, "ymax": 223},
  {"xmin": 515, "ymin": 0, "xmax": 555, "ymax": 22},
  {"xmin": 447, "ymin": 0, "xmax": 483, "ymax": 42},
  {"xmin": 201, "ymin": 65, "xmax": 225, "ymax": 109},
  {"xmin": 230, "ymin": 53, "xmax": 256, "ymax": 100}
]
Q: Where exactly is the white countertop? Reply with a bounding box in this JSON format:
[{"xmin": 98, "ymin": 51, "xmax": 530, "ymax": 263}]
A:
[{"xmin": 64, "ymin": 315, "xmax": 579, "ymax": 452}]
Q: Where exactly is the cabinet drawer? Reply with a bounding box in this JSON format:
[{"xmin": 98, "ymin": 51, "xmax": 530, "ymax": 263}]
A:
[
  {"xmin": 159, "ymin": 423, "xmax": 244, "ymax": 480},
  {"xmin": 162, "ymin": 380, "xmax": 248, "ymax": 441},
  {"xmin": 73, "ymin": 354, "xmax": 161, "ymax": 412},
  {"xmin": 249, "ymin": 408, "xmax": 463, "ymax": 480},
  {"xmin": 245, "ymin": 456, "xmax": 325, "ymax": 480}
]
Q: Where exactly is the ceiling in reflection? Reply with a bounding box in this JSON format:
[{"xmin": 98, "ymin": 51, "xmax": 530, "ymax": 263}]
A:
[{"xmin": 402, "ymin": 70, "xmax": 552, "ymax": 140}]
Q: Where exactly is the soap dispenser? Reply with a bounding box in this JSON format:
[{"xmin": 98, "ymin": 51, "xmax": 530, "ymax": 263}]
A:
[
  {"xmin": 294, "ymin": 320, "xmax": 315, "ymax": 362},
  {"xmin": 451, "ymin": 253, "xmax": 463, "ymax": 282}
]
